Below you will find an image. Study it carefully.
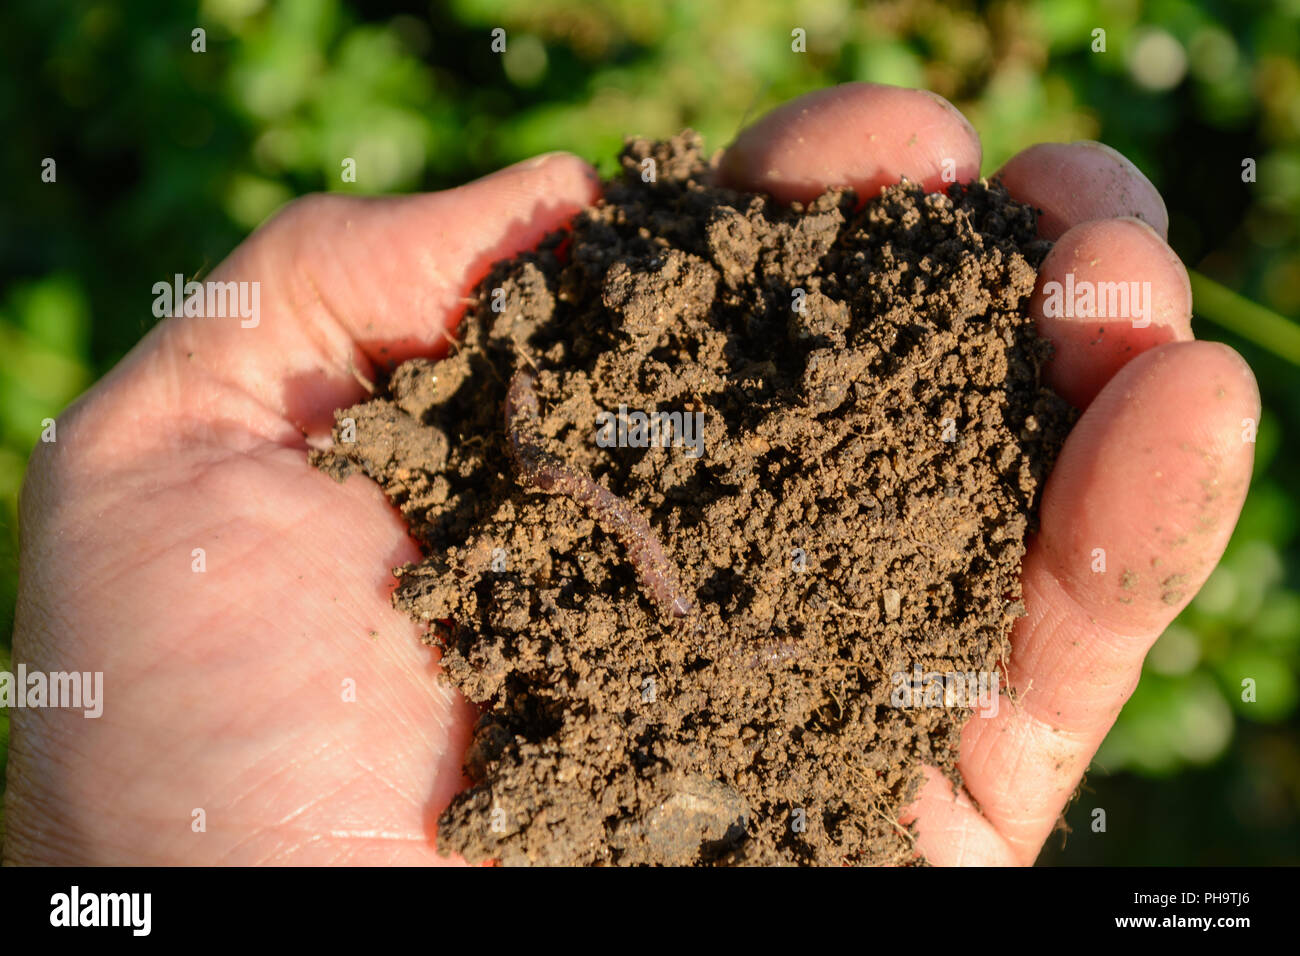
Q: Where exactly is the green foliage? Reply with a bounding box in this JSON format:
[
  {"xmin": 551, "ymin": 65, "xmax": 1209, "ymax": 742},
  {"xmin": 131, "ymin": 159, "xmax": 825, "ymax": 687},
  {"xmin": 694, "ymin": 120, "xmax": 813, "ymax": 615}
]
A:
[{"xmin": 1, "ymin": 0, "xmax": 1298, "ymax": 859}]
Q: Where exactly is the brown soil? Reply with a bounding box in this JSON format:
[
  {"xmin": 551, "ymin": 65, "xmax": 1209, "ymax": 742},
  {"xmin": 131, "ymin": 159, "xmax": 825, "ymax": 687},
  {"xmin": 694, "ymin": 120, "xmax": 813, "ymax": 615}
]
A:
[{"xmin": 311, "ymin": 131, "xmax": 1074, "ymax": 866}]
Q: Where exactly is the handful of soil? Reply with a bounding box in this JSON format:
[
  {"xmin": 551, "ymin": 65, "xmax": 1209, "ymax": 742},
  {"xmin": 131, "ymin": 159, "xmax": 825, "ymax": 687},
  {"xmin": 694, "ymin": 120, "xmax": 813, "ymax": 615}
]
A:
[{"xmin": 311, "ymin": 131, "xmax": 1074, "ymax": 866}]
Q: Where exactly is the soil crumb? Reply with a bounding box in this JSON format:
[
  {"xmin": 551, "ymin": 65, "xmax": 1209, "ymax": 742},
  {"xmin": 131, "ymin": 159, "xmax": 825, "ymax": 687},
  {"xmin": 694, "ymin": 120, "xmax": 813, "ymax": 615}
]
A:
[{"xmin": 311, "ymin": 130, "xmax": 1074, "ymax": 866}]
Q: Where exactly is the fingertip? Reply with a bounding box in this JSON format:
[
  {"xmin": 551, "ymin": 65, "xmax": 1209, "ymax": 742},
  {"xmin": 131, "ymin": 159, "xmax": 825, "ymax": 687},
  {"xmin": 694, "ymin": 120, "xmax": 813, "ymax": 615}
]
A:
[
  {"xmin": 1041, "ymin": 340, "xmax": 1258, "ymax": 635},
  {"xmin": 1187, "ymin": 340, "xmax": 1262, "ymax": 430},
  {"xmin": 720, "ymin": 83, "xmax": 982, "ymax": 202},
  {"xmin": 1031, "ymin": 217, "xmax": 1194, "ymax": 408},
  {"xmin": 998, "ymin": 142, "xmax": 1169, "ymax": 240},
  {"xmin": 917, "ymin": 87, "xmax": 980, "ymax": 144},
  {"xmin": 463, "ymin": 150, "xmax": 602, "ymax": 206},
  {"xmin": 347, "ymin": 150, "xmax": 601, "ymax": 350}
]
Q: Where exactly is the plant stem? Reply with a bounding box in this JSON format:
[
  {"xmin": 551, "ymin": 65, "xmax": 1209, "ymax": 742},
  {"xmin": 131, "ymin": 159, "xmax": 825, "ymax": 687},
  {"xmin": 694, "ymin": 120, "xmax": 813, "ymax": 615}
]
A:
[{"xmin": 1189, "ymin": 269, "xmax": 1300, "ymax": 366}]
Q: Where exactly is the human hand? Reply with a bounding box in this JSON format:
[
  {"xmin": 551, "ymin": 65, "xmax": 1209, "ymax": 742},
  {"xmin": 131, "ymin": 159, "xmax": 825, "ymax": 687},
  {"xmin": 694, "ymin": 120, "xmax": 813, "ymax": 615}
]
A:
[
  {"xmin": 4, "ymin": 83, "xmax": 1257, "ymax": 866},
  {"xmin": 4, "ymin": 153, "xmax": 600, "ymax": 864},
  {"xmin": 722, "ymin": 83, "xmax": 1258, "ymax": 864}
]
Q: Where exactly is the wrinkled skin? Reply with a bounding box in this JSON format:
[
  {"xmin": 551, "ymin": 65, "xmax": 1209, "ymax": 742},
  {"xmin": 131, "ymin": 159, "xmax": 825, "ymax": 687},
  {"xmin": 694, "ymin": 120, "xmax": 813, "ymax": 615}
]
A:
[{"xmin": 5, "ymin": 84, "xmax": 1257, "ymax": 865}]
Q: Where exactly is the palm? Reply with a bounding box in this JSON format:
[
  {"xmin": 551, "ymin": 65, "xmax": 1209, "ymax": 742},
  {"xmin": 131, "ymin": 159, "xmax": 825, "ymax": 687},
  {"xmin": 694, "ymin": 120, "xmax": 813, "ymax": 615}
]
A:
[
  {"xmin": 9, "ymin": 258, "xmax": 489, "ymax": 864},
  {"xmin": 104, "ymin": 440, "xmax": 474, "ymax": 864},
  {"xmin": 5, "ymin": 86, "xmax": 1257, "ymax": 866}
]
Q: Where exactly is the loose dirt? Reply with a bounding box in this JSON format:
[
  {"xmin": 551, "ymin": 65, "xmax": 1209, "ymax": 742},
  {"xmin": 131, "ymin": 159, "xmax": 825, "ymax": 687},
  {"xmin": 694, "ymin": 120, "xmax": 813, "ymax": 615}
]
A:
[{"xmin": 311, "ymin": 131, "xmax": 1074, "ymax": 866}]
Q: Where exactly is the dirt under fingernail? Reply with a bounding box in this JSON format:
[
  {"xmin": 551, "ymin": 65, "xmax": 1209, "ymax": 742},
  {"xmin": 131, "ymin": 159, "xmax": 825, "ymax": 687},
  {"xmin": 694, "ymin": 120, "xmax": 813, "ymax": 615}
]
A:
[{"xmin": 311, "ymin": 130, "xmax": 1074, "ymax": 866}]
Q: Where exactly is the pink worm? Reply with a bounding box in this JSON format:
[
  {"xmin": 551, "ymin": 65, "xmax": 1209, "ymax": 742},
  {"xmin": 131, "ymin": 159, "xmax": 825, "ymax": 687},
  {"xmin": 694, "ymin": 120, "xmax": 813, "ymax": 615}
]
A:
[{"xmin": 505, "ymin": 368, "xmax": 693, "ymax": 619}]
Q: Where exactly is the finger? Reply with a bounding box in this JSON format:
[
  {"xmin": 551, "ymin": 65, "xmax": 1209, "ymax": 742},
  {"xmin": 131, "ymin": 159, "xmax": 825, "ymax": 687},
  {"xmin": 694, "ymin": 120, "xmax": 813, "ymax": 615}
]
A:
[
  {"xmin": 954, "ymin": 341, "xmax": 1259, "ymax": 862},
  {"xmin": 996, "ymin": 142, "xmax": 1169, "ymax": 240},
  {"xmin": 118, "ymin": 153, "xmax": 599, "ymax": 438},
  {"xmin": 718, "ymin": 83, "xmax": 981, "ymax": 202},
  {"xmin": 1030, "ymin": 217, "xmax": 1194, "ymax": 409},
  {"xmin": 902, "ymin": 767, "xmax": 1020, "ymax": 866},
  {"xmin": 259, "ymin": 152, "xmax": 600, "ymax": 363}
]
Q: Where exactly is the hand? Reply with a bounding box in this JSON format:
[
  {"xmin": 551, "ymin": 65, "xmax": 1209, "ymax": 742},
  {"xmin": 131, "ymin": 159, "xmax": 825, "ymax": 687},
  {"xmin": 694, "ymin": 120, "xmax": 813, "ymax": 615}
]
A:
[
  {"xmin": 4, "ymin": 84, "xmax": 1257, "ymax": 866},
  {"xmin": 5, "ymin": 153, "xmax": 600, "ymax": 864},
  {"xmin": 723, "ymin": 84, "xmax": 1258, "ymax": 863}
]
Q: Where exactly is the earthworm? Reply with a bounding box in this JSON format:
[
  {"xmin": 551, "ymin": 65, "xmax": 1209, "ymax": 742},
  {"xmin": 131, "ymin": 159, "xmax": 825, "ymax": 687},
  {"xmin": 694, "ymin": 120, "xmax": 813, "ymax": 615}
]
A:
[{"xmin": 504, "ymin": 368, "xmax": 693, "ymax": 619}]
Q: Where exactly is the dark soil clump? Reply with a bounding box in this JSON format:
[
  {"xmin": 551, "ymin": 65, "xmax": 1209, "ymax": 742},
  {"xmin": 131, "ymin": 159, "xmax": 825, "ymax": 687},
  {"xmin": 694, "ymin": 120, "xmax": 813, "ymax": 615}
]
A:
[{"xmin": 311, "ymin": 131, "xmax": 1074, "ymax": 866}]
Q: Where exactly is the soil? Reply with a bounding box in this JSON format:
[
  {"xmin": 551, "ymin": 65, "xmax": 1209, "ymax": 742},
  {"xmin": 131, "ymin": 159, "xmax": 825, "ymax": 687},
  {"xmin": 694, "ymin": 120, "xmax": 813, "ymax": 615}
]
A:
[{"xmin": 310, "ymin": 131, "xmax": 1075, "ymax": 866}]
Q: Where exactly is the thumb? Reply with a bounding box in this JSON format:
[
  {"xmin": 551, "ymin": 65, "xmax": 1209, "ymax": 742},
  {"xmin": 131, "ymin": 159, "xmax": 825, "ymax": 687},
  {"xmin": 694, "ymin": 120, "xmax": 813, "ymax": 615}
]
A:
[{"xmin": 119, "ymin": 153, "xmax": 600, "ymax": 438}]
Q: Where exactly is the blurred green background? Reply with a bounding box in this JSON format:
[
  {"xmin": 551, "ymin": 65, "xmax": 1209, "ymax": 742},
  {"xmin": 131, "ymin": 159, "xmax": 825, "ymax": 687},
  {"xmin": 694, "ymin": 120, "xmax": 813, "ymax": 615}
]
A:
[{"xmin": 2, "ymin": 0, "xmax": 1298, "ymax": 863}]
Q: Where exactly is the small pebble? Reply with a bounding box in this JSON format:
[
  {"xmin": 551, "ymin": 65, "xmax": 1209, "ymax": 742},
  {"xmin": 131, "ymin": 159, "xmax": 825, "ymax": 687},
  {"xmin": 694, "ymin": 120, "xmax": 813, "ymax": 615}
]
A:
[{"xmin": 883, "ymin": 588, "xmax": 902, "ymax": 621}]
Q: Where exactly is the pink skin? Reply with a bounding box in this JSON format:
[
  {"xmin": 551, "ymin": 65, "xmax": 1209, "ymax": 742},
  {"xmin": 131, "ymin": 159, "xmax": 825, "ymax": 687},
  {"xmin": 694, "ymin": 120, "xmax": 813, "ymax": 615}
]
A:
[
  {"xmin": 1031, "ymin": 217, "xmax": 1194, "ymax": 408},
  {"xmin": 5, "ymin": 85, "xmax": 1257, "ymax": 866},
  {"xmin": 721, "ymin": 84, "xmax": 982, "ymax": 203},
  {"xmin": 996, "ymin": 140, "xmax": 1171, "ymax": 241},
  {"xmin": 716, "ymin": 82, "xmax": 1256, "ymax": 865},
  {"xmin": 6, "ymin": 154, "xmax": 601, "ymax": 865}
]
